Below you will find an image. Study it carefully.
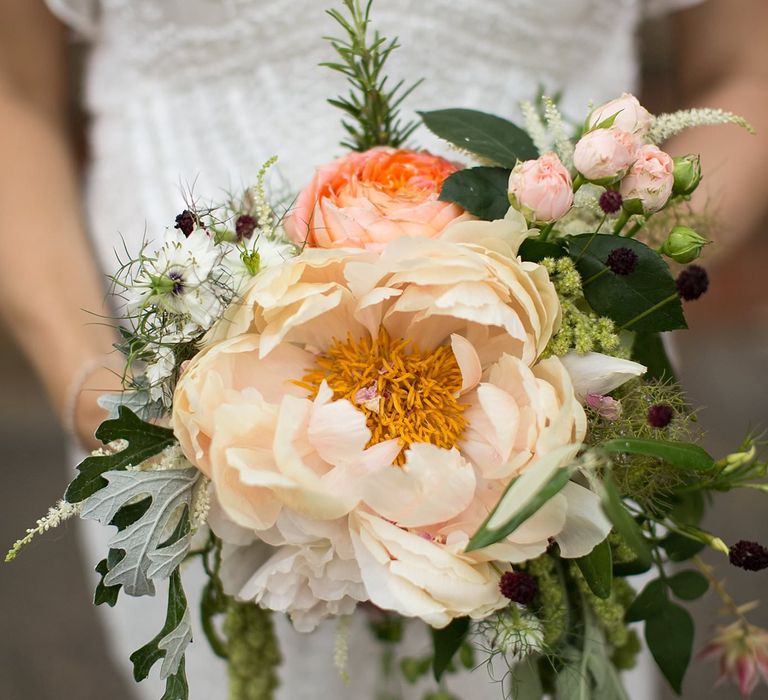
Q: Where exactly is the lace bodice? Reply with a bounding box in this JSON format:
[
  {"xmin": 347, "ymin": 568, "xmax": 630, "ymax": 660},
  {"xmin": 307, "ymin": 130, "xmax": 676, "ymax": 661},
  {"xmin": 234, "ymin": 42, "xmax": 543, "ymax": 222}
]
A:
[{"xmin": 47, "ymin": 0, "xmax": 701, "ymax": 274}]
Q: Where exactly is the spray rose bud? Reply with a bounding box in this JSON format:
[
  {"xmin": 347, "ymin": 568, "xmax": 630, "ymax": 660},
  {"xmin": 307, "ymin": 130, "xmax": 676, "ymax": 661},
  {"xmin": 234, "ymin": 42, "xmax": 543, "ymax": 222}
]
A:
[
  {"xmin": 573, "ymin": 128, "xmax": 637, "ymax": 184},
  {"xmin": 672, "ymin": 155, "xmax": 703, "ymax": 196},
  {"xmin": 620, "ymin": 145, "xmax": 674, "ymax": 213},
  {"xmin": 507, "ymin": 152, "xmax": 573, "ymax": 223},
  {"xmin": 588, "ymin": 93, "xmax": 653, "ymax": 142},
  {"xmin": 659, "ymin": 226, "xmax": 709, "ymax": 263}
]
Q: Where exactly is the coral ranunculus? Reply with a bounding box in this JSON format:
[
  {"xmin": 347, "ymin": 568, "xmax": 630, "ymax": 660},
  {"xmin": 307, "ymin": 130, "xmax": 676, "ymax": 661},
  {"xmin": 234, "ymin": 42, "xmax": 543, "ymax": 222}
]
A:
[
  {"xmin": 173, "ymin": 228, "xmax": 615, "ymax": 629},
  {"xmin": 283, "ymin": 147, "xmax": 470, "ymax": 249}
]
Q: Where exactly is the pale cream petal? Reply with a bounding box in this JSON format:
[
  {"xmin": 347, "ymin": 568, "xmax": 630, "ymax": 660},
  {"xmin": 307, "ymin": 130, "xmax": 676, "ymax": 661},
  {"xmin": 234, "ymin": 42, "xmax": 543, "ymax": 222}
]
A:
[
  {"xmin": 450, "ymin": 334, "xmax": 482, "ymax": 396},
  {"xmin": 555, "ymin": 482, "xmax": 612, "ymax": 558},
  {"xmin": 560, "ymin": 351, "xmax": 647, "ymax": 399}
]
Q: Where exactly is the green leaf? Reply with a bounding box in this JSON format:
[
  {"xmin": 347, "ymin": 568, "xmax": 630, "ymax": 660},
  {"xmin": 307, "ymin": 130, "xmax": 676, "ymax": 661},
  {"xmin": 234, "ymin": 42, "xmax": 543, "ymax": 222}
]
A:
[
  {"xmin": 601, "ymin": 438, "xmax": 714, "ymax": 472},
  {"xmin": 598, "ymin": 476, "xmax": 652, "ymax": 566},
  {"xmin": 419, "ymin": 109, "xmax": 538, "ymax": 167},
  {"xmin": 438, "ymin": 167, "xmax": 511, "ymax": 220},
  {"xmin": 625, "ymin": 579, "xmax": 668, "ymax": 622},
  {"xmin": 660, "ymin": 532, "xmax": 706, "ymax": 562},
  {"xmin": 518, "ymin": 238, "xmax": 567, "ymax": 263},
  {"xmin": 667, "ymin": 570, "xmax": 709, "ymax": 600},
  {"xmin": 130, "ymin": 568, "xmax": 192, "ymax": 684},
  {"xmin": 94, "ymin": 557, "xmax": 121, "ymax": 607},
  {"xmin": 567, "ymin": 235, "xmax": 686, "ymax": 333},
  {"xmin": 631, "ymin": 331, "xmax": 677, "ymax": 382},
  {"xmin": 645, "ymin": 602, "xmax": 694, "ymax": 695},
  {"xmin": 612, "ymin": 558, "xmax": 652, "ymax": 577},
  {"xmin": 80, "ymin": 469, "xmax": 199, "ymax": 596},
  {"xmin": 511, "ymin": 658, "xmax": 545, "ymax": 700},
  {"xmin": 431, "ymin": 617, "xmax": 470, "ymax": 681},
  {"xmin": 467, "ymin": 457, "xmax": 575, "ymax": 552},
  {"xmin": 160, "ymin": 658, "xmax": 189, "ymax": 700},
  {"xmin": 65, "ymin": 406, "xmax": 176, "ymax": 503},
  {"xmin": 576, "ymin": 538, "xmax": 613, "ymax": 599}
]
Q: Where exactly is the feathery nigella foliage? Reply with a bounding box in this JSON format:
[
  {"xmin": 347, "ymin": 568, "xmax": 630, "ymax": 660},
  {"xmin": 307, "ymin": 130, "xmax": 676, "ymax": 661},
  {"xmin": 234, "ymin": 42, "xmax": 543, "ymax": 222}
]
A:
[{"xmin": 323, "ymin": 0, "xmax": 423, "ymax": 151}]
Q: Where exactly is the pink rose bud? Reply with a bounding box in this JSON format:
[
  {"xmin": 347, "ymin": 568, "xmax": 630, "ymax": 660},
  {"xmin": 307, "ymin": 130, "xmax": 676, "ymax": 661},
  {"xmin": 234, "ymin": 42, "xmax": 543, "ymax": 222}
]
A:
[
  {"xmin": 620, "ymin": 144, "xmax": 674, "ymax": 213},
  {"xmin": 573, "ymin": 127, "xmax": 637, "ymax": 183},
  {"xmin": 585, "ymin": 393, "xmax": 622, "ymax": 421},
  {"xmin": 588, "ymin": 93, "xmax": 653, "ymax": 142},
  {"xmin": 507, "ymin": 152, "xmax": 573, "ymax": 223}
]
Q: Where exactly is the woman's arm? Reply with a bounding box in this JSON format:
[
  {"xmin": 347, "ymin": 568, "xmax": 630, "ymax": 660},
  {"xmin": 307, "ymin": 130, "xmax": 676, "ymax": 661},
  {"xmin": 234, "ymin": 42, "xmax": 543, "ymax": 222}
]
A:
[
  {"xmin": 0, "ymin": 0, "xmax": 120, "ymax": 447},
  {"xmin": 665, "ymin": 0, "xmax": 768, "ymax": 259}
]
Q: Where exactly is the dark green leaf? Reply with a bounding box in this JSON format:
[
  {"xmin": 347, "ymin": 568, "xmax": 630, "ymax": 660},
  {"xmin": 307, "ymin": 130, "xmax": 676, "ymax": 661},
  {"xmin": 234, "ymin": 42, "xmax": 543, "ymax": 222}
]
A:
[
  {"xmin": 130, "ymin": 569, "xmax": 190, "ymax": 682},
  {"xmin": 667, "ymin": 570, "xmax": 709, "ymax": 600},
  {"xmin": 94, "ymin": 557, "xmax": 121, "ymax": 607},
  {"xmin": 601, "ymin": 439, "xmax": 714, "ymax": 472},
  {"xmin": 511, "ymin": 658, "xmax": 545, "ymax": 700},
  {"xmin": 432, "ymin": 617, "xmax": 470, "ymax": 681},
  {"xmin": 518, "ymin": 238, "xmax": 567, "ymax": 263},
  {"xmin": 599, "ymin": 477, "xmax": 652, "ymax": 566},
  {"xmin": 467, "ymin": 465, "xmax": 574, "ymax": 552},
  {"xmin": 645, "ymin": 603, "xmax": 694, "ymax": 695},
  {"xmin": 65, "ymin": 406, "xmax": 176, "ymax": 503},
  {"xmin": 576, "ymin": 538, "xmax": 613, "ymax": 599},
  {"xmin": 438, "ymin": 167, "xmax": 511, "ymax": 220},
  {"xmin": 419, "ymin": 109, "xmax": 538, "ymax": 167},
  {"xmin": 110, "ymin": 497, "xmax": 152, "ymax": 529},
  {"xmin": 660, "ymin": 532, "xmax": 706, "ymax": 562},
  {"xmin": 669, "ymin": 492, "xmax": 705, "ymax": 527},
  {"xmin": 613, "ymin": 558, "xmax": 652, "ymax": 576},
  {"xmin": 160, "ymin": 658, "xmax": 189, "ymax": 700},
  {"xmin": 567, "ymin": 235, "xmax": 686, "ymax": 333},
  {"xmin": 631, "ymin": 331, "xmax": 677, "ymax": 382},
  {"xmin": 625, "ymin": 579, "xmax": 668, "ymax": 622}
]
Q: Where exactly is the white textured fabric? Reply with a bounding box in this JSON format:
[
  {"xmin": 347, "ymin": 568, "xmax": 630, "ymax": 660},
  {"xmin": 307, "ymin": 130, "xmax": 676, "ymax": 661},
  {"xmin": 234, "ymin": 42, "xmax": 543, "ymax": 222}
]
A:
[{"xmin": 47, "ymin": 1, "xmax": 703, "ymax": 698}]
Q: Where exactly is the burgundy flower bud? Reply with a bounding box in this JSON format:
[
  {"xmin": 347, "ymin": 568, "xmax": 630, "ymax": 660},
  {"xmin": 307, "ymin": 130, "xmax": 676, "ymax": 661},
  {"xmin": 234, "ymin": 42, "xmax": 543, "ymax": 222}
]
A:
[
  {"xmin": 174, "ymin": 210, "xmax": 196, "ymax": 237},
  {"xmin": 235, "ymin": 214, "xmax": 258, "ymax": 241},
  {"xmin": 499, "ymin": 571, "xmax": 538, "ymax": 605},
  {"xmin": 729, "ymin": 540, "xmax": 768, "ymax": 572},
  {"xmin": 647, "ymin": 403, "xmax": 674, "ymax": 428},
  {"xmin": 606, "ymin": 247, "xmax": 638, "ymax": 275},
  {"xmin": 599, "ymin": 190, "xmax": 623, "ymax": 214},
  {"xmin": 676, "ymin": 264, "xmax": 709, "ymax": 301}
]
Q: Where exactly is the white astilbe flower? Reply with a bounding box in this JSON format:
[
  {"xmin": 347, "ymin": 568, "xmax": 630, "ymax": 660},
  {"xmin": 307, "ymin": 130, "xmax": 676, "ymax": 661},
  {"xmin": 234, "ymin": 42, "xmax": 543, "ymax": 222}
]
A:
[
  {"xmin": 334, "ymin": 615, "xmax": 352, "ymax": 682},
  {"xmin": 649, "ymin": 108, "xmax": 754, "ymax": 144},
  {"xmin": 520, "ymin": 100, "xmax": 551, "ymax": 155},
  {"xmin": 6, "ymin": 500, "xmax": 82, "ymax": 562},
  {"xmin": 542, "ymin": 95, "xmax": 575, "ymax": 169},
  {"xmin": 191, "ymin": 477, "xmax": 211, "ymax": 529}
]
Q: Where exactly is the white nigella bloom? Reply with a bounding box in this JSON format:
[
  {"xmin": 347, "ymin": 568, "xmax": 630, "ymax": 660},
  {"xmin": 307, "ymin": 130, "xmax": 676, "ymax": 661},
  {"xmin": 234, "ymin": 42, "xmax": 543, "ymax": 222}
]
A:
[
  {"xmin": 127, "ymin": 227, "xmax": 223, "ymax": 328},
  {"xmin": 146, "ymin": 345, "xmax": 176, "ymax": 403},
  {"xmin": 220, "ymin": 234, "xmax": 296, "ymax": 293}
]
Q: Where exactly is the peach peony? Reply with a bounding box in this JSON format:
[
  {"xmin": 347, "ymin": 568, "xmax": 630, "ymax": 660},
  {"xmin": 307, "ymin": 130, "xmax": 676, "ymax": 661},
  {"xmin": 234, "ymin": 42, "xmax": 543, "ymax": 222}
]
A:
[
  {"xmin": 173, "ymin": 224, "xmax": 620, "ymax": 628},
  {"xmin": 283, "ymin": 147, "xmax": 469, "ymax": 249}
]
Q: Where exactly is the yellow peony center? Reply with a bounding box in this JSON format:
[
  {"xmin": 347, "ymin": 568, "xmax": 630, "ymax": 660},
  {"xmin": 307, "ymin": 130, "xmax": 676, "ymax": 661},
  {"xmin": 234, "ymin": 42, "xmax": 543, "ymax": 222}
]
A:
[{"xmin": 295, "ymin": 328, "xmax": 467, "ymax": 465}]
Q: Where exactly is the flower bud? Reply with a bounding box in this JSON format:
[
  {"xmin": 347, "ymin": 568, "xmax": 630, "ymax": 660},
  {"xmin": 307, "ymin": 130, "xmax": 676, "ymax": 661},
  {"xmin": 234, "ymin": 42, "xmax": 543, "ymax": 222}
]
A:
[
  {"xmin": 507, "ymin": 152, "xmax": 573, "ymax": 223},
  {"xmin": 659, "ymin": 225, "xmax": 709, "ymax": 263},
  {"xmin": 587, "ymin": 93, "xmax": 653, "ymax": 142},
  {"xmin": 619, "ymin": 145, "xmax": 674, "ymax": 213},
  {"xmin": 672, "ymin": 155, "xmax": 702, "ymax": 196},
  {"xmin": 573, "ymin": 127, "xmax": 637, "ymax": 183}
]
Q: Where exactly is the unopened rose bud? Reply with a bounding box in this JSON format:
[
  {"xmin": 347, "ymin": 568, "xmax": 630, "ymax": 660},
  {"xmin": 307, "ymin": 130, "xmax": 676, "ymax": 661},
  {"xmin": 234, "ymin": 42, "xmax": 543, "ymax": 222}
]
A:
[
  {"xmin": 507, "ymin": 152, "xmax": 573, "ymax": 223},
  {"xmin": 659, "ymin": 225, "xmax": 709, "ymax": 263},
  {"xmin": 672, "ymin": 155, "xmax": 702, "ymax": 196},
  {"xmin": 573, "ymin": 127, "xmax": 637, "ymax": 184},
  {"xmin": 587, "ymin": 93, "xmax": 653, "ymax": 142},
  {"xmin": 620, "ymin": 145, "xmax": 674, "ymax": 213}
]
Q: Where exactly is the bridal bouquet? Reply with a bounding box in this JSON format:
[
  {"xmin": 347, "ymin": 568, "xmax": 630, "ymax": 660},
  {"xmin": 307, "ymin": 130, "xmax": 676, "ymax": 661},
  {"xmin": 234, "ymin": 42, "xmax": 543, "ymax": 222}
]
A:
[{"xmin": 9, "ymin": 2, "xmax": 767, "ymax": 699}]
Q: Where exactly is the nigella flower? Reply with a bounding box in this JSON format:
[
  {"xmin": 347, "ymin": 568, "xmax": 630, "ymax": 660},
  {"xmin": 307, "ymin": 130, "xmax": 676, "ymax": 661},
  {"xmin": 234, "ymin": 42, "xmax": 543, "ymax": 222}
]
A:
[{"xmin": 701, "ymin": 622, "xmax": 768, "ymax": 697}]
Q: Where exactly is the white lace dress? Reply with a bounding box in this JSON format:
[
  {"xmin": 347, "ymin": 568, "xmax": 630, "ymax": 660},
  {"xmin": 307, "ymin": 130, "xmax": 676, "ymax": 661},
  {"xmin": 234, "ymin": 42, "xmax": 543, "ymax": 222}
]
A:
[{"xmin": 46, "ymin": 1, "xmax": 700, "ymax": 698}]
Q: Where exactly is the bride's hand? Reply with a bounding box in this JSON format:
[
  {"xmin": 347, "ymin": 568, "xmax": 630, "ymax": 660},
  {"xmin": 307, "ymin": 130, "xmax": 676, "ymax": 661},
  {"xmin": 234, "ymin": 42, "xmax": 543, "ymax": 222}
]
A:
[{"xmin": 72, "ymin": 362, "xmax": 128, "ymax": 451}]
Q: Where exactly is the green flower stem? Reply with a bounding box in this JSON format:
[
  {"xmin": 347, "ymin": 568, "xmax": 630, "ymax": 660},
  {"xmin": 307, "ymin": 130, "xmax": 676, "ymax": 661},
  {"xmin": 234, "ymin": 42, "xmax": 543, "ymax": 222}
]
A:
[
  {"xmin": 572, "ymin": 216, "xmax": 607, "ymax": 264},
  {"xmin": 612, "ymin": 209, "xmax": 630, "ymax": 235},
  {"xmin": 582, "ymin": 266, "xmax": 611, "ymax": 287},
  {"xmin": 537, "ymin": 222, "xmax": 555, "ymax": 241},
  {"xmin": 572, "ymin": 173, "xmax": 585, "ymax": 192},
  {"xmin": 618, "ymin": 292, "xmax": 677, "ymax": 330},
  {"xmin": 624, "ymin": 221, "xmax": 644, "ymax": 238}
]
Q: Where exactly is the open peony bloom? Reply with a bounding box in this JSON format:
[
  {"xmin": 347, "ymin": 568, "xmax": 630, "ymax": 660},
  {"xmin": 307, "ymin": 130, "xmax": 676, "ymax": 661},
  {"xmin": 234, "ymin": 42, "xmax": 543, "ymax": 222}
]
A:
[
  {"xmin": 173, "ymin": 224, "xmax": 619, "ymax": 629},
  {"xmin": 283, "ymin": 147, "xmax": 470, "ymax": 249}
]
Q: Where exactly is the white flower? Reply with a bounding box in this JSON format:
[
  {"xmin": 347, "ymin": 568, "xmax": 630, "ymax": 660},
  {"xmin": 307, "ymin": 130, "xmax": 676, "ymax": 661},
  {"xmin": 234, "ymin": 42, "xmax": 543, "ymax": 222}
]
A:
[
  {"xmin": 146, "ymin": 346, "xmax": 176, "ymax": 403},
  {"xmin": 560, "ymin": 351, "xmax": 646, "ymax": 400}
]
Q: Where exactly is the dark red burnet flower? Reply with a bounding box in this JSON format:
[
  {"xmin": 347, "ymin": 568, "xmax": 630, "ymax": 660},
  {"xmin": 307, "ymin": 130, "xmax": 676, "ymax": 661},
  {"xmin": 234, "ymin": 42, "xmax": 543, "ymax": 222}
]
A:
[
  {"xmin": 235, "ymin": 214, "xmax": 258, "ymax": 241},
  {"xmin": 729, "ymin": 540, "xmax": 768, "ymax": 572},
  {"xmin": 676, "ymin": 264, "xmax": 709, "ymax": 301},
  {"xmin": 606, "ymin": 247, "xmax": 638, "ymax": 275},
  {"xmin": 647, "ymin": 403, "xmax": 674, "ymax": 428},
  {"xmin": 174, "ymin": 209, "xmax": 197, "ymax": 237},
  {"xmin": 499, "ymin": 571, "xmax": 538, "ymax": 605},
  {"xmin": 599, "ymin": 190, "xmax": 623, "ymax": 214}
]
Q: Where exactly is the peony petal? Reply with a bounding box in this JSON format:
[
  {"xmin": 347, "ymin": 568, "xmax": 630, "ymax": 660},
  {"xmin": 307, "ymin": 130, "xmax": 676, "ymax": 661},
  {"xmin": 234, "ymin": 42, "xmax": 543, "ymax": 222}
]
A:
[
  {"xmin": 307, "ymin": 382, "xmax": 371, "ymax": 465},
  {"xmin": 560, "ymin": 351, "xmax": 646, "ymax": 399},
  {"xmin": 450, "ymin": 334, "xmax": 482, "ymax": 396}
]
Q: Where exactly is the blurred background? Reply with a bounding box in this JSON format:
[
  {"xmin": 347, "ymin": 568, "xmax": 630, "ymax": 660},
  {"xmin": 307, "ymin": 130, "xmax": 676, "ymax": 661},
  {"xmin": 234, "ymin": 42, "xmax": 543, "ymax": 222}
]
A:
[{"xmin": 1, "ymin": 8, "xmax": 767, "ymax": 700}]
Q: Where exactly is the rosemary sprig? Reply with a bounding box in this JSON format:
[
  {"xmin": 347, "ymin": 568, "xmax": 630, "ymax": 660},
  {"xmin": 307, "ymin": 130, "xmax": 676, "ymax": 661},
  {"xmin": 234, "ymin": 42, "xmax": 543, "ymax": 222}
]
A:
[{"xmin": 322, "ymin": 0, "xmax": 422, "ymax": 151}]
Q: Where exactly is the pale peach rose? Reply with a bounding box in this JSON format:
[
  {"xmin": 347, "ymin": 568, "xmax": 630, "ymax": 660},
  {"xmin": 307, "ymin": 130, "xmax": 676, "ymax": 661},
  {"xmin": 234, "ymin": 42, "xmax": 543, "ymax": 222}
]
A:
[
  {"xmin": 588, "ymin": 93, "xmax": 653, "ymax": 143},
  {"xmin": 173, "ymin": 229, "xmax": 619, "ymax": 627},
  {"xmin": 573, "ymin": 127, "xmax": 637, "ymax": 183},
  {"xmin": 283, "ymin": 147, "xmax": 469, "ymax": 249},
  {"xmin": 620, "ymin": 144, "xmax": 674, "ymax": 213},
  {"xmin": 507, "ymin": 152, "xmax": 573, "ymax": 223}
]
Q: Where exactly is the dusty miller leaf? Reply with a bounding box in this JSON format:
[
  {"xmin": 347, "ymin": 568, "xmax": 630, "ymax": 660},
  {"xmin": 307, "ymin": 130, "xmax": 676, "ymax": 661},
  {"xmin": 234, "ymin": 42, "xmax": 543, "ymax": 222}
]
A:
[{"xmin": 80, "ymin": 468, "xmax": 199, "ymax": 596}]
